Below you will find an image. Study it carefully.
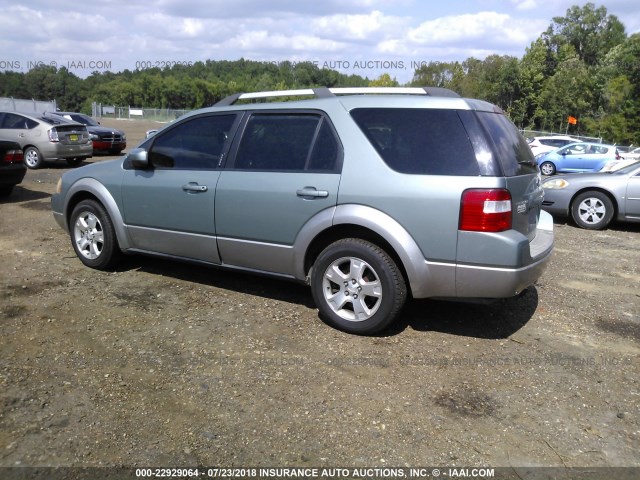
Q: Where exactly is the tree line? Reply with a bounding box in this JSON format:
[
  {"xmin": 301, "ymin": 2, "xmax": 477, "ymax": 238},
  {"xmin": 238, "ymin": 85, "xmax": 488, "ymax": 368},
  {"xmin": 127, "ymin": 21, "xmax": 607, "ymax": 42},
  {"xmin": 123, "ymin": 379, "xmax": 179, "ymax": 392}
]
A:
[{"xmin": 0, "ymin": 3, "xmax": 638, "ymax": 144}]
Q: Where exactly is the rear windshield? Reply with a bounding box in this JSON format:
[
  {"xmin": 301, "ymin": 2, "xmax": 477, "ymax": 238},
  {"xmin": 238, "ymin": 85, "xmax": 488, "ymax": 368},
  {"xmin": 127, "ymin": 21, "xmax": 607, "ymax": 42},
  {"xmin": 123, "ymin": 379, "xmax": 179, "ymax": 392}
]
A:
[
  {"xmin": 475, "ymin": 112, "xmax": 538, "ymax": 176},
  {"xmin": 350, "ymin": 108, "xmax": 480, "ymax": 175}
]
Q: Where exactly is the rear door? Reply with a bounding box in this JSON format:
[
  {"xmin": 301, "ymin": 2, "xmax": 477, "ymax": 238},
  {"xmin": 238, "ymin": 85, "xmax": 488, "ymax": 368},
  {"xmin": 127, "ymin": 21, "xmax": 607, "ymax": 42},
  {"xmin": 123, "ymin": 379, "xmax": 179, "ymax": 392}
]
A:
[
  {"xmin": 0, "ymin": 113, "xmax": 40, "ymax": 148},
  {"xmin": 215, "ymin": 111, "xmax": 342, "ymax": 276}
]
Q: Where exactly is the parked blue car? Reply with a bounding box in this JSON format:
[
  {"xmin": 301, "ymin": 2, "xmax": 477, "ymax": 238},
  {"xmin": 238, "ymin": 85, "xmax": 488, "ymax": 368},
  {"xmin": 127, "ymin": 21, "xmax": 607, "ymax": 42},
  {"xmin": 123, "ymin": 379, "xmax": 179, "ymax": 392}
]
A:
[{"xmin": 537, "ymin": 142, "xmax": 621, "ymax": 175}]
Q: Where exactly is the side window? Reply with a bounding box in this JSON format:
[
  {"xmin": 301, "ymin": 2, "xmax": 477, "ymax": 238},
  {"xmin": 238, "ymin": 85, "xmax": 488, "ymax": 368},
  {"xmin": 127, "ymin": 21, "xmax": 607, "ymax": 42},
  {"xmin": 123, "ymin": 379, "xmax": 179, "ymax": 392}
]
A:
[
  {"xmin": 1, "ymin": 113, "xmax": 32, "ymax": 129},
  {"xmin": 351, "ymin": 108, "xmax": 480, "ymax": 175},
  {"xmin": 308, "ymin": 120, "xmax": 339, "ymax": 171},
  {"xmin": 567, "ymin": 145, "xmax": 586, "ymax": 155},
  {"xmin": 592, "ymin": 146, "xmax": 607, "ymax": 154},
  {"xmin": 234, "ymin": 114, "xmax": 338, "ymax": 172},
  {"xmin": 148, "ymin": 114, "xmax": 236, "ymax": 169}
]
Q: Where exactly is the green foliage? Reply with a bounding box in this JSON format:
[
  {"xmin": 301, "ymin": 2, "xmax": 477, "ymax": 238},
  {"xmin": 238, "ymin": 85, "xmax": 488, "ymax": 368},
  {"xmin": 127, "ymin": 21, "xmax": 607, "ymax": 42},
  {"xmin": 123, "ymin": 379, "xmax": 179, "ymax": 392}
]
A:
[
  {"xmin": 369, "ymin": 73, "xmax": 399, "ymax": 87},
  {"xmin": 1, "ymin": 59, "xmax": 369, "ymax": 113}
]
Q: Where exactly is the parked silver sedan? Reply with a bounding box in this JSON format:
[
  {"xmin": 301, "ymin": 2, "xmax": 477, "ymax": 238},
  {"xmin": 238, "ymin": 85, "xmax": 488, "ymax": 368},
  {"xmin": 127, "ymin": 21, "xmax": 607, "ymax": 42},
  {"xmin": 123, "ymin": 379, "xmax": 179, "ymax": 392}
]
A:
[{"xmin": 541, "ymin": 161, "xmax": 640, "ymax": 229}]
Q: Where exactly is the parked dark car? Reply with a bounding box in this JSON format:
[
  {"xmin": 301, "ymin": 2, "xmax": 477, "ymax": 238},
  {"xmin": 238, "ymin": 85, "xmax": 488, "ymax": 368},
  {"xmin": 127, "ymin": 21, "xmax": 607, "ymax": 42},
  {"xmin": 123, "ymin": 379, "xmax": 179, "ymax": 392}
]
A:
[
  {"xmin": 48, "ymin": 112, "xmax": 126, "ymax": 155},
  {"xmin": 0, "ymin": 140, "xmax": 26, "ymax": 196}
]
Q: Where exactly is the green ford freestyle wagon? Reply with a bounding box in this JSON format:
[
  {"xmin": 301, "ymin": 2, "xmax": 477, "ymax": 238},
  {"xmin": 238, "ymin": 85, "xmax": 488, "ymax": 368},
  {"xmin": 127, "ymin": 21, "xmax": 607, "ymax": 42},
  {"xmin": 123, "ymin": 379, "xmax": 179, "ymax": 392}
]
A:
[{"xmin": 52, "ymin": 87, "xmax": 554, "ymax": 334}]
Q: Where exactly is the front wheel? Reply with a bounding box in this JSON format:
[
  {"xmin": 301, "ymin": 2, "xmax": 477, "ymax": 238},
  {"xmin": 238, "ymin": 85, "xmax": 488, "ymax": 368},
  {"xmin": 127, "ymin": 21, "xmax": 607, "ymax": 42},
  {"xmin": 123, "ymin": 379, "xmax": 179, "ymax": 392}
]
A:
[
  {"xmin": 310, "ymin": 238, "xmax": 407, "ymax": 335},
  {"xmin": 571, "ymin": 191, "xmax": 614, "ymax": 230},
  {"xmin": 24, "ymin": 146, "xmax": 43, "ymax": 169},
  {"xmin": 70, "ymin": 200, "xmax": 122, "ymax": 269},
  {"xmin": 540, "ymin": 161, "xmax": 556, "ymax": 176}
]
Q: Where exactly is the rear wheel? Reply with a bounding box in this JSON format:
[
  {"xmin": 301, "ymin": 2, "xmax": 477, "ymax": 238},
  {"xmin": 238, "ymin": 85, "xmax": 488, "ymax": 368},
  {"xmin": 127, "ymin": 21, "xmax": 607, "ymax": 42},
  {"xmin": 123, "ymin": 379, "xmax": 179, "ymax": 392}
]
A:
[
  {"xmin": 70, "ymin": 199, "xmax": 122, "ymax": 269},
  {"xmin": 540, "ymin": 161, "xmax": 556, "ymax": 176},
  {"xmin": 310, "ymin": 238, "xmax": 407, "ymax": 335},
  {"xmin": 571, "ymin": 191, "xmax": 614, "ymax": 230},
  {"xmin": 24, "ymin": 146, "xmax": 43, "ymax": 169},
  {"xmin": 0, "ymin": 185, "xmax": 14, "ymax": 196}
]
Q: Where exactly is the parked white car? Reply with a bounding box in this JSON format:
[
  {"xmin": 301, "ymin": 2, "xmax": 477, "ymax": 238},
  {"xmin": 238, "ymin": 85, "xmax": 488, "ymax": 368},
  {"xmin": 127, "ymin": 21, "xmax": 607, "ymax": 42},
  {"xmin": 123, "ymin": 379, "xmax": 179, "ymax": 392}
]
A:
[{"xmin": 527, "ymin": 135, "xmax": 578, "ymax": 159}]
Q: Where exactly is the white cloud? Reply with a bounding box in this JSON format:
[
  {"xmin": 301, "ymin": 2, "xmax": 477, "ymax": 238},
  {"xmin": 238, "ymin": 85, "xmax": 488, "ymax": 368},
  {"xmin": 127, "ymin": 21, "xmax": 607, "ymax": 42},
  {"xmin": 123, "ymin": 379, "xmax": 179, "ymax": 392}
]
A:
[
  {"xmin": 310, "ymin": 10, "xmax": 407, "ymax": 41},
  {"xmin": 510, "ymin": 0, "xmax": 539, "ymax": 11}
]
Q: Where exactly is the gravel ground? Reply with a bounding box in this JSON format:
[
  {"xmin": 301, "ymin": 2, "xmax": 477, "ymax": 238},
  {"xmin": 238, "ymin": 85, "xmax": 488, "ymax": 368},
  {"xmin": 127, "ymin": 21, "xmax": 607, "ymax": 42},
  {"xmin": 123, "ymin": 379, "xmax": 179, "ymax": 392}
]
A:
[{"xmin": 0, "ymin": 118, "xmax": 639, "ymax": 475}]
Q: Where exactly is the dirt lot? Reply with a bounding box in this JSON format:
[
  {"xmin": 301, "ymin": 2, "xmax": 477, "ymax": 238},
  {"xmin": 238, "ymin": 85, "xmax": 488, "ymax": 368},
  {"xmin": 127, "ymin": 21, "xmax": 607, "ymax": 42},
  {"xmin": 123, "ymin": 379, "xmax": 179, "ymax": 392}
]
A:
[{"xmin": 1, "ymin": 118, "xmax": 639, "ymax": 472}]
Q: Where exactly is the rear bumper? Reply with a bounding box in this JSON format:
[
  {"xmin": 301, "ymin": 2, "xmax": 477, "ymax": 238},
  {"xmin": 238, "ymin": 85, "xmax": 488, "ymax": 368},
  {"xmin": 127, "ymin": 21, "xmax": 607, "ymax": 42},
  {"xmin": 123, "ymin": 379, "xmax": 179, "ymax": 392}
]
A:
[
  {"xmin": 0, "ymin": 164, "xmax": 27, "ymax": 187},
  {"xmin": 41, "ymin": 142, "xmax": 93, "ymax": 160},
  {"xmin": 93, "ymin": 140, "xmax": 126, "ymax": 152},
  {"xmin": 454, "ymin": 210, "xmax": 554, "ymax": 298}
]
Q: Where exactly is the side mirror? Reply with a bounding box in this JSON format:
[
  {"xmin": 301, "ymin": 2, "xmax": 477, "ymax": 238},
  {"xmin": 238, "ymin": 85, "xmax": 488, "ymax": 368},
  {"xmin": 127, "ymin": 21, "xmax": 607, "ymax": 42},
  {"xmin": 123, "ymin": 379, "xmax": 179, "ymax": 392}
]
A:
[{"xmin": 125, "ymin": 148, "xmax": 149, "ymax": 169}]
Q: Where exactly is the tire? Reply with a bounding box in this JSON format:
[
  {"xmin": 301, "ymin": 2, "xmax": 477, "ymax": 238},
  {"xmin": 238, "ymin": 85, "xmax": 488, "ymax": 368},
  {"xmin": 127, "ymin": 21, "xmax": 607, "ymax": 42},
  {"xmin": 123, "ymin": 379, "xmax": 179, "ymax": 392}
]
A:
[
  {"xmin": 24, "ymin": 146, "xmax": 43, "ymax": 169},
  {"xmin": 0, "ymin": 185, "xmax": 14, "ymax": 196},
  {"xmin": 571, "ymin": 191, "xmax": 614, "ymax": 230},
  {"xmin": 69, "ymin": 199, "xmax": 122, "ymax": 269},
  {"xmin": 540, "ymin": 161, "xmax": 556, "ymax": 176},
  {"xmin": 310, "ymin": 238, "xmax": 407, "ymax": 335},
  {"xmin": 66, "ymin": 157, "xmax": 84, "ymax": 167}
]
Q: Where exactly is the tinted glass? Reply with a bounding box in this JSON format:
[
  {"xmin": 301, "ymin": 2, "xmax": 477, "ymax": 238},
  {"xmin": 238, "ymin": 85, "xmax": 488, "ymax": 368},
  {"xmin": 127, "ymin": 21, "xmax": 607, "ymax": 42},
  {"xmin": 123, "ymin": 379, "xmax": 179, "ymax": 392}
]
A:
[
  {"xmin": 475, "ymin": 112, "xmax": 538, "ymax": 176},
  {"xmin": 235, "ymin": 114, "xmax": 320, "ymax": 171},
  {"xmin": 1, "ymin": 113, "xmax": 33, "ymax": 129},
  {"xmin": 350, "ymin": 108, "xmax": 479, "ymax": 175},
  {"xmin": 149, "ymin": 114, "xmax": 236, "ymax": 169},
  {"xmin": 308, "ymin": 120, "xmax": 339, "ymax": 171}
]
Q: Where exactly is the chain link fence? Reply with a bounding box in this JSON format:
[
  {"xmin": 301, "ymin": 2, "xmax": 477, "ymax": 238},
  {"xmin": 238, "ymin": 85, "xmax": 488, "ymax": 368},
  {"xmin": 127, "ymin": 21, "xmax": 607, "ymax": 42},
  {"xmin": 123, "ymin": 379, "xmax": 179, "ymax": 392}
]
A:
[
  {"xmin": 92, "ymin": 102, "xmax": 190, "ymax": 122},
  {"xmin": 520, "ymin": 129, "xmax": 602, "ymax": 143}
]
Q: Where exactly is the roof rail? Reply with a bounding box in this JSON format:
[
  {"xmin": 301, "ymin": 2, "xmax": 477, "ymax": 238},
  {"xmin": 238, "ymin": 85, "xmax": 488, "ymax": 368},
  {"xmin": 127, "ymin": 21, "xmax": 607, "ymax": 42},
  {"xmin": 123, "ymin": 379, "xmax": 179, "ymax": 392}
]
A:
[{"xmin": 214, "ymin": 86, "xmax": 460, "ymax": 106}]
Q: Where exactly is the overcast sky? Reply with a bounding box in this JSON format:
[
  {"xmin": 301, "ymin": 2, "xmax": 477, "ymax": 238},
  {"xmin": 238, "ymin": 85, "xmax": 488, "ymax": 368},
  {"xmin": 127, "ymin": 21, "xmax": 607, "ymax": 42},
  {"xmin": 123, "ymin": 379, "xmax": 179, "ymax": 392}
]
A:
[{"xmin": 1, "ymin": 0, "xmax": 639, "ymax": 83}]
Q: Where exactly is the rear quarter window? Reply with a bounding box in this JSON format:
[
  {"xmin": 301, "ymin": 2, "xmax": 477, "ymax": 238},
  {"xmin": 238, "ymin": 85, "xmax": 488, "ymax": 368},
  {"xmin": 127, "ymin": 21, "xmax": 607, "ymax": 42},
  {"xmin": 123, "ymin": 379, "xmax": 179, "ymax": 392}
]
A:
[
  {"xmin": 475, "ymin": 112, "xmax": 538, "ymax": 176},
  {"xmin": 350, "ymin": 108, "xmax": 480, "ymax": 176}
]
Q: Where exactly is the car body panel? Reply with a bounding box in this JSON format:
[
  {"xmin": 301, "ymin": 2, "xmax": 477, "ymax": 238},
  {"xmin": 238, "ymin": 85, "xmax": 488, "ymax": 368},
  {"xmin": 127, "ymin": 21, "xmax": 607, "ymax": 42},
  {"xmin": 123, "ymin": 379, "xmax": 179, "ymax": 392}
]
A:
[
  {"xmin": 121, "ymin": 168, "xmax": 221, "ymax": 263},
  {"xmin": 215, "ymin": 171, "xmax": 340, "ymax": 274}
]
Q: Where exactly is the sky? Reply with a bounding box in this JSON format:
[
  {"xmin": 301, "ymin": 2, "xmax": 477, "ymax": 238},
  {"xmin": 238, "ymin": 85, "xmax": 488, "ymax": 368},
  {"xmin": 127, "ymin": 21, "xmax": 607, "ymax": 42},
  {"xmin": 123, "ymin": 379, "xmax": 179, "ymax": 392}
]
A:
[{"xmin": 0, "ymin": 0, "xmax": 639, "ymax": 84}]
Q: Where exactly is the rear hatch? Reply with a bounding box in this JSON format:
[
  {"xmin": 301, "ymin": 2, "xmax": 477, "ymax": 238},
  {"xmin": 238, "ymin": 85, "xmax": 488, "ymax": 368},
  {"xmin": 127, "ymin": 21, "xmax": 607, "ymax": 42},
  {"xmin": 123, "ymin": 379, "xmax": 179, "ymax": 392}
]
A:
[
  {"xmin": 471, "ymin": 110, "xmax": 543, "ymax": 241},
  {"xmin": 56, "ymin": 124, "xmax": 89, "ymax": 145}
]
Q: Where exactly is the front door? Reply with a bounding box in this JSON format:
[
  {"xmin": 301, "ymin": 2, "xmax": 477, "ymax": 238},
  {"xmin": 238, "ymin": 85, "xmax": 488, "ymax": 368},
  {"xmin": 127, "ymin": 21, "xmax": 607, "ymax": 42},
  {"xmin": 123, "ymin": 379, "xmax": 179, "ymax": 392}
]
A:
[{"xmin": 121, "ymin": 113, "xmax": 239, "ymax": 264}]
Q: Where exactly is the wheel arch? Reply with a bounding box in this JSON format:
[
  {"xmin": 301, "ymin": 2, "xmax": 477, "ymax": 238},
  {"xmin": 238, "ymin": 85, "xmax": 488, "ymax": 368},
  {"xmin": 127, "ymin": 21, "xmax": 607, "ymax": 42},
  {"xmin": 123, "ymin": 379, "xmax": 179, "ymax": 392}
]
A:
[
  {"xmin": 63, "ymin": 179, "xmax": 131, "ymax": 250},
  {"xmin": 293, "ymin": 204, "xmax": 436, "ymax": 298}
]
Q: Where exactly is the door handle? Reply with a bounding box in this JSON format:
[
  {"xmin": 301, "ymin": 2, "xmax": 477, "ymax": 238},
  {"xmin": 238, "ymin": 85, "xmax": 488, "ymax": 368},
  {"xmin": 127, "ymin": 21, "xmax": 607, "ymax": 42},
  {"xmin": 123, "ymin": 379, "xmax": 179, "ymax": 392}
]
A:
[
  {"xmin": 182, "ymin": 183, "xmax": 208, "ymax": 192},
  {"xmin": 296, "ymin": 187, "xmax": 329, "ymax": 199}
]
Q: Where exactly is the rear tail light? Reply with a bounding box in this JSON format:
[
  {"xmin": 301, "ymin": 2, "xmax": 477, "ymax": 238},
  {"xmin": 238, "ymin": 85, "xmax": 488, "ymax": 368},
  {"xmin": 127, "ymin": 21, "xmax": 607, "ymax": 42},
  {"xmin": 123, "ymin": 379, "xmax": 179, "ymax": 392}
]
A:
[
  {"xmin": 460, "ymin": 189, "xmax": 512, "ymax": 232},
  {"xmin": 3, "ymin": 149, "xmax": 24, "ymax": 164},
  {"xmin": 48, "ymin": 128, "xmax": 60, "ymax": 142}
]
